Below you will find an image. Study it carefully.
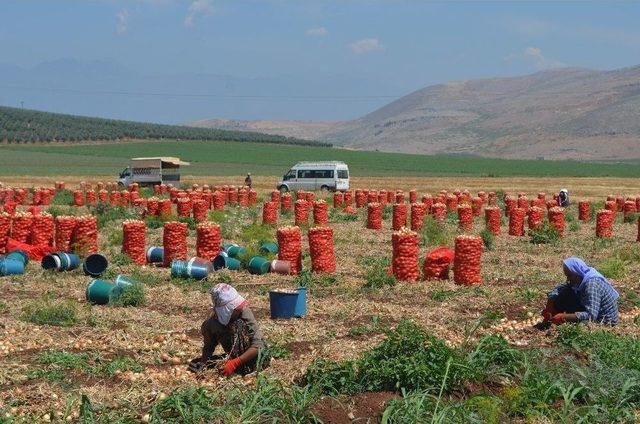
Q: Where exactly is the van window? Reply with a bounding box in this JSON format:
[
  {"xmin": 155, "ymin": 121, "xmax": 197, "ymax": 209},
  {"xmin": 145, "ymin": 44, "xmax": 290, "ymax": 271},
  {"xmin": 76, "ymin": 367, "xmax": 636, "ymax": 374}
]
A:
[
  {"xmin": 337, "ymin": 170, "xmax": 349, "ymax": 179},
  {"xmin": 316, "ymin": 170, "xmax": 334, "ymax": 179},
  {"xmin": 298, "ymin": 170, "xmax": 315, "ymax": 179},
  {"xmin": 284, "ymin": 170, "xmax": 296, "ymax": 180}
]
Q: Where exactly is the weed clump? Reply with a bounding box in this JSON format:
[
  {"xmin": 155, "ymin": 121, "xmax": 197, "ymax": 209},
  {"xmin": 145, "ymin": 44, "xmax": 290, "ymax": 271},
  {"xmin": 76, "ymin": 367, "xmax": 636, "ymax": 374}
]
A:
[
  {"xmin": 22, "ymin": 297, "xmax": 77, "ymax": 327},
  {"xmin": 529, "ymin": 223, "xmax": 559, "ymax": 244},
  {"xmin": 480, "ymin": 228, "xmax": 494, "ymax": 250},
  {"xmin": 110, "ymin": 283, "xmax": 146, "ymax": 307}
]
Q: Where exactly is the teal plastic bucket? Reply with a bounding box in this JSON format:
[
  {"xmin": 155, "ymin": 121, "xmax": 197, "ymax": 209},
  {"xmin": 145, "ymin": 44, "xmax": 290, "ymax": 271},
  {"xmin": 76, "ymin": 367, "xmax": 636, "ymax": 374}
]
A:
[
  {"xmin": 294, "ymin": 287, "xmax": 307, "ymax": 317},
  {"xmin": 225, "ymin": 244, "xmax": 247, "ymax": 259},
  {"xmin": 86, "ymin": 279, "xmax": 116, "ymax": 305},
  {"xmin": 146, "ymin": 247, "xmax": 164, "ymax": 264},
  {"xmin": 5, "ymin": 250, "xmax": 29, "ymax": 266},
  {"xmin": 41, "ymin": 254, "xmax": 63, "ymax": 271},
  {"xmin": 0, "ymin": 258, "xmax": 25, "ymax": 276},
  {"xmin": 259, "ymin": 242, "xmax": 279, "ymax": 255},
  {"xmin": 115, "ymin": 274, "xmax": 135, "ymax": 289},
  {"xmin": 57, "ymin": 252, "xmax": 80, "ymax": 271},
  {"xmin": 269, "ymin": 290, "xmax": 298, "ymax": 319},
  {"xmin": 83, "ymin": 253, "xmax": 108, "ymax": 277},
  {"xmin": 212, "ymin": 253, "xmax": 242, "ymax": 271},
  {"xmin": 171, "ymin": 258, "xmax": 209, "ymax": 280},
  {"xmin": 248, "ymin": 256, "xmax": 270, "ymax": 275}
]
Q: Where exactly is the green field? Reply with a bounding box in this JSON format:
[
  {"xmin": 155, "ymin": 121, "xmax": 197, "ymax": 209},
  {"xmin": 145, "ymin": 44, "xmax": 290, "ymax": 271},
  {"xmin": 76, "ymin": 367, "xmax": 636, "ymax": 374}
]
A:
[{"xmin": 1, "ymin": 140, "xmax": 639, "ymax": 177}]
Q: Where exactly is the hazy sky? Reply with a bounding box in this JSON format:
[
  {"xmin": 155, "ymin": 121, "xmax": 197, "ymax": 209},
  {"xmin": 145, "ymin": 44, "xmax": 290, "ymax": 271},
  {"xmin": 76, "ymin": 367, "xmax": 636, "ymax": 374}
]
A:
[{"xmin": 1, "ymin": 1, "xmax": 639, "ymax": 122}]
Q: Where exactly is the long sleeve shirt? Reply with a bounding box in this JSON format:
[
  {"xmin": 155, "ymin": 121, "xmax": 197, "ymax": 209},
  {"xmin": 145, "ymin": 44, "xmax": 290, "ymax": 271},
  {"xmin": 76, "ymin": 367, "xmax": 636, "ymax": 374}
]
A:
[
  {"xmin": 548, "ymin": 278, "xmax": 618, "ymax": 325},
  {"xmin": 201, "ymin": 307, "xmax": 265, "ymax": 360}
]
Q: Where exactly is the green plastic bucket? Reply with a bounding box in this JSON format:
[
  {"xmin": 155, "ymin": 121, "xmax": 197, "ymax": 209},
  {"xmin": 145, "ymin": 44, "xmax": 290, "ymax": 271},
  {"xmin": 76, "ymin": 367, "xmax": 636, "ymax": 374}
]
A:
[
  {"xmin": 225, "ymin": 244, "xmax": 247, "ymax": 259},
  {"xmin": 259, "ymin": 242, "xmax": 278, "ymax": 255},
  {"xmin": 115, "ymin": 274, "xmax": 135, "ymax": 289},
  {"xmin": 213, "ymin": 253, "xmax": 242, "ymax": 271},
  {"xmin": 248, "ymin": 256, "xmax": 270, "ymax": 275},
  {"xmin": 86, "ymin": 279, "xmax": 116, "ymax": 305}
]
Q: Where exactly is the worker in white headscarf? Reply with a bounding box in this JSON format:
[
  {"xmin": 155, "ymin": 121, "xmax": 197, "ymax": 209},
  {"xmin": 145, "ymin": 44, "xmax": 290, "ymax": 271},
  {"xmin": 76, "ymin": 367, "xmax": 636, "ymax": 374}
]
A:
[
  {"xmin": 559, "ymin": 189, "xmax": 569, "ymax": 207},
  {"xmin": 188, "ymin": 283, "xmax": 267, "ymax": 376}
]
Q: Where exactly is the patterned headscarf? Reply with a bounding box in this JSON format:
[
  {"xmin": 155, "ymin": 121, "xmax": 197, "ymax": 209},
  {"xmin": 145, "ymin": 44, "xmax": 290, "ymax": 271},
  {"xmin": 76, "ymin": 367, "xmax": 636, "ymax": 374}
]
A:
[
  {"xmin": 562, "ymin": 257, "xmax": 619, "ymax": 299},
  {"xmin": 210, "ymin": 283, "xmax": 247, "ymax": 325}
]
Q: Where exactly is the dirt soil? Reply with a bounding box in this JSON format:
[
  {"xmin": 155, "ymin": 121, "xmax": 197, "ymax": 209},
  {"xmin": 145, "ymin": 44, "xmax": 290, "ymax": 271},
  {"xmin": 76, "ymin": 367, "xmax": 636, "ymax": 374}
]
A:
[{"xmin": 310, "ymin": 392, "xmax": 401, "ymax": 424}]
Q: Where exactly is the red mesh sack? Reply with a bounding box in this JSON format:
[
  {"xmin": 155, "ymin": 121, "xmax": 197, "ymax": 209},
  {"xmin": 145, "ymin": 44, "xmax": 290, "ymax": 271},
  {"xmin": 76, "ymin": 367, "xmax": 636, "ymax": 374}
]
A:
[
  {"xmin": 471, "ymin": 196, "xmax": 483, "ymax": 217},
  {"xmin": 367, "ymin": 202, "xmax": 382, "ymax": 230},
  {"xmin": 0, "ymin": 212, "xmax": 10, "ymax": 254},
  {"xmin": 308, "ymin": 226, "xmax": 335, "ymax": 273},
  {"xmin": 263, "ymin": 201, "xmax": 278, "ymax": 225},
  {"xmin": 409, "ymin": 190, "xmax": 417, "ymax": 204},
  {"xmin": 177, "ymin": 197, "xmax": 192, "ymax": 217},
  {"xmin": 386, "ymin": 190, "xmax": 394, "ymax": 204},
  {"xmin": 605, "ymin": 200, "xmax": 617, "ymax": 214},
  {"xmin": 431, "ymin": 202, "xmax": 446, "ymax": 223},
  {"xmin": 422, "ymin": 246, "xmax": 454, "ymax": 280},
  {"xmin": 55, "ymin": 216, "xmax": 77, "ymax": 251},
  {"xmin": 616, "ymin": 196, "xmax": 624, "ymax": 212},
  {"xmin": 333, "ymin": 192, "xmax": 344, "ymax": 208},
  {"xmin": 228, "ymin": 189, "xmax": 238, "ymax": 205},
  {"xmin": 508, "ymin": 208, "xmax": 526, "ymax": 236},
  {"xmin": 281, "ymin": 192, "xmax": 293, "ymax": 212},
  {"xmin": 271, "ymin": 190, "xmax": 280, "ymax": 203},
  {"xmin": 122, "ymin": 219, "xmax": 146, "ymax": 265},
  {"xmin": 313, "ymin": 200, "xmax": 328, "ymax": 225},
  {"xmin": 147, "ymin": 197, "xmax": 160, "ymax": 216},
  {"xmin": 537, "ymin": 192, "xmax": 546, "ymax": 201},
  {"xmin": 159, "ymin": 199, "xmax": 172, "ymax": 218},
  {"xmin": 392, "ymin": 228, "xmax": 419, "ymax": 282},
  {"xmin": 109, "ymin": 190, "xmax": 120, "ymax": 206},
  {"xmin": 392, "ymin": 203, "xmax": 408, "ymax": 230},
  {"xmin": 120, "ymin": 190, "xmax": 131, "ymax": 208},
  {"xmin": 343, "ymin": 190, "xmax": 353, "ymax": 206},
  {"xmin": 488, "ymin": 192, "xmax": 496, "ymax": 206},
  {"xmin": 238, "ymin": 189, "xmax": 248, "ymax": 208},
  {"xmin": 163, "ymin": 221, "xmax": 188, "ymax": 267},
  {"xmin": 624, "ymin": 200, "xmax": 637, "ymax": 222},
  {"xmin": 596, "ymin": 210, "xmax": 614, "ymax": 238},
  {"xmin": 72, "ymin": 215, "xmax": 98, "ymax": 255},
  {"xmin": 504, "ymin": 195, "xmax": 517, "ymax": 217},
  {"xmin": 379, "ymin": 190, "xmax": 388, "ymax": 206},
  {"xmin": 196, "ymin": 221, "xmax": 221, "ymax": 261},
  {"xmin": 527, "ymin": 206, "xmax": 543, "ymax": 232},
  {"xmin": 98, "ymin": 189, "xmax": 108, "ymax": 202},
  {"xmin": 410, "ymin": 203, "xmax": 427, "ymax": 231},
  {"xmin": 484, "ymin": 206, "xmax": 501, "ymax": 235},
  {"xmin": 355, "ymin": 189, "xmax": 367, "ymax": 208},
  {"xmin": 548, "ymin": 207, "xmax": 565, "ymax": 237},
  {"xmin": 367, "ymin": 191, "xmax": 377, "ymax": 204},
  {"xmin": 578, "ymin": 200, "xmax": 590, "ymax": 221},
  {"xmin": 454, "ymin": 235, "xmax": 482, "ymax": 285},
  {"xmin": 248, "ymin": 189, "xmax": 257, "ymax": 206},
  {"xmin": 73, "ymin": 190, "xmax": 84, "ymax": 207},
  {"xmin": 421, "ymin": 194, "xmax": 433, "ymax": 210},
  {"xmin": 11, "ymin": 212, "xmax": 33, "ymax": 243},
  {"xmin": 395, "ymin": 191, "xmax": 405, "ymax": 205},
  {"xmin": 193, "ymin": 200, "xmax": 208, "ymax": 222},
  {"xmin": 294, "ymin": 200, "xmax": 309, "ymax": 226},
  {"xmin": 457, "ymin": 204, "xmax": 473, "ymax": 232},
  {"xmin": 31, "ymin": 213, "xmax": 54, "ymax": 246},
  {"xmin": 517, "ymin": 196, "xmax": 528, "ymax": 210},
  {"xmin": 343, "ymin": 205, "xmax": 357, "ymax": 215},
  {"xmin": 445, "ymin": 194, "xmax": 458, "ymax": 212},
  {"xmin": 212, "ymin": 191, "xmax": 225, "ymax": 211},
  {"xmin": 277, "ymin": 226, "xmax": 302, "ymax": 275}
]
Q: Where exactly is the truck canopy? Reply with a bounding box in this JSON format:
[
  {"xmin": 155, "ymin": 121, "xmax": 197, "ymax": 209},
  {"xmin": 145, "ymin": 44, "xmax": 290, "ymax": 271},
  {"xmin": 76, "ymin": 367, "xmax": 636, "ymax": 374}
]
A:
[{"xmin": 131, "ymin": 157, "xmax": 190, "ymax": 169}]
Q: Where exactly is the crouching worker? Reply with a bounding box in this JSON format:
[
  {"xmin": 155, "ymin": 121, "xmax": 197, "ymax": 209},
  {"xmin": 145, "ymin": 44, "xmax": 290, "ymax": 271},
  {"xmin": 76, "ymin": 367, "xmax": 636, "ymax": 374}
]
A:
[
  {"xmin": 541, "ymin": 257, "xmax": 618, "ymax": 326},
  {"xmin": 188, "ymin": 283, "xmax": 268, "ymax": 376}
]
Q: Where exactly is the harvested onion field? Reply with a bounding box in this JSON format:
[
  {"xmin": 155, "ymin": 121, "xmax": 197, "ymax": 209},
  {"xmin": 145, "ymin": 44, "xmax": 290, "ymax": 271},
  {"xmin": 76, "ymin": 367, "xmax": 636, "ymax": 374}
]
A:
[{"xmin": 2, "ymin": 175, "xmax": 640, "ymax": 423}]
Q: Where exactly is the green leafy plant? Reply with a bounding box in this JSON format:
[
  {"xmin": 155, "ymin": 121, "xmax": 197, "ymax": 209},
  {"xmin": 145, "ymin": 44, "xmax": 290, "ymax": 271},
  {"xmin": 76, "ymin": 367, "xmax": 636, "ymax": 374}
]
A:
[
  {"xmin": 480, "ymin": 228, "xmax": 494, "ymax": 250},
  {"xmin": 529, "ymin": 223, "xmax": 560, "ymax": 244},
  {"xmin": 110, "ymin": 283, "xmax": 146, "ymax": 307},
  {"xmin": 22, "ymin": 297, "xmax": 77, "ymax": 327},
  {"xmin": 363, "ymin": 257, "xmax": 396, "ymax": 289}
]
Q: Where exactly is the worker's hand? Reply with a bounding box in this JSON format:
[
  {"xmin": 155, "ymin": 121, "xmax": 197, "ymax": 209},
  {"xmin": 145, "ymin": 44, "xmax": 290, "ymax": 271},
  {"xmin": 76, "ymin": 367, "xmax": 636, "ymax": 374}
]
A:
[
  {"xmin": 551, "ymin": 313, "xmax": 565, "ymax": 325},
  {"xmin": 220, "ymin": 357, "xmax": 243, "ymax": 377},
  {"xmin": 541, "ymin": 299, "xmax": 556, "ymax": 321}
]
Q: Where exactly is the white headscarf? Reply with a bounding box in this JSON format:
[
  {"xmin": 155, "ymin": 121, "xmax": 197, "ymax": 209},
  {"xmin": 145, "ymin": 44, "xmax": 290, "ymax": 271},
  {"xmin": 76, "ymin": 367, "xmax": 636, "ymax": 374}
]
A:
[{"xmin": 210, "ymin": 283, "xmax": 247, "ymax": 325}]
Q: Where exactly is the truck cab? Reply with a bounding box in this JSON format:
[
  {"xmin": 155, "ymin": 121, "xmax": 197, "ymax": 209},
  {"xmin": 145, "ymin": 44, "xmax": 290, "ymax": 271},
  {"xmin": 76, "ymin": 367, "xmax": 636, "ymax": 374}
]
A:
[{"xmin": 116, "ymin": 157, "xmax": 190, "ymax": 187}]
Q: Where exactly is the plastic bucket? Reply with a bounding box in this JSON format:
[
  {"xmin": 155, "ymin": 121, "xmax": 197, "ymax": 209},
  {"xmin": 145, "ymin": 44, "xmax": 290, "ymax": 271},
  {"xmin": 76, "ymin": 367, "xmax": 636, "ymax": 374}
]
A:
[
  {"xmin": 270, "ymin": 259, "xmax": 291, "ymax": 275},
  {"xmin": 57, "ymin": 252, "xmax": 80, "ymax": 271},
  {"xmin": 269, "ymin": 290, "xmax": 298, "ymax": 319},
  {"xmin": 171, "ymin": 259, "xmax": 210, "ymax": 280},
  {"xmin": 146, "ymin": 247, "xmax": 164, "ymax": 264},
  {"xmin": 259, "ymin": 242, "xmax": 279, "ymax": 255},
  {"xmin": 41, "ymin": 254, "xmax": 63, "ymax": 271},
  {"xmin": 5, "ymin": 250, "xmax": 29, "ymax": 266},
  {"xmin": 225, "ymin": 244, "xmax": 247, "ymax": 259},
  {"xmin": 86, "ymin": 279, "xmax": 116, "ymax": 305},
  {"xmin": 83, "ymin": 253, "xmax": 108, "ymax": 277},
  {"xmin": 0, "ymin": 258, "xmax": 25, "ymax": 276},
  {"xmin": 115, "ymin": 274, "xmax": 135, "ymax": 289},
  {"xmin": 248, "ymin": 256, "xmax": 270, "ymax": 275},
  {"xmin": 294, "ymin": 287, "xmax": 307, "ymax": 317},
  {"xmin": 213, "ymin": 254, "xmax": 242, "ymax": 271}
]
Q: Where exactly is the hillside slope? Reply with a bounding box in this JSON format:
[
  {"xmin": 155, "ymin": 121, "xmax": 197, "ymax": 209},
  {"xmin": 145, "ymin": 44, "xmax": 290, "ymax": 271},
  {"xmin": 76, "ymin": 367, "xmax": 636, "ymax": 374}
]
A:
[{"xmin": 190, "ymin": 66, "xmax": 640, "ymax": 160}]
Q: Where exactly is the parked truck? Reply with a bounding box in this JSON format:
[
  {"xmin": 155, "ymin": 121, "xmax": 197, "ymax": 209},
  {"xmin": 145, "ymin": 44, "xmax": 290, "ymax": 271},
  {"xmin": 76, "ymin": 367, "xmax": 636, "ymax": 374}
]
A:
[{"xmin": 116, "ymin": 157, "xmax": 190, "ymax": 187}]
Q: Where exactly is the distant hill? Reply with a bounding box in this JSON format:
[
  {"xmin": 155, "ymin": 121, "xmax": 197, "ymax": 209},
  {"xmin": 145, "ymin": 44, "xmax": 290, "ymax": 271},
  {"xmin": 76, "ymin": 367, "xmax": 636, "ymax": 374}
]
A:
[
  {"xmin": 190, "ymin": 66, "xmax": 640, "ymax": 160},
  {"xmin": 0, "ymin": 106, "xmax": 330, "ymax": 147}
]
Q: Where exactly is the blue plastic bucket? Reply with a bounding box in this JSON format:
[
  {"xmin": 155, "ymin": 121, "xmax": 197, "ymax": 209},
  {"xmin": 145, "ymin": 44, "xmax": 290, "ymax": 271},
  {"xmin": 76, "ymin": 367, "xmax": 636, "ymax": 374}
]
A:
[
  {"xmin": 83, "ymin": 253, "xmax": 108, "ymax": 277},
  {"xmin": 294, "ymin": 287, "xmax": 307, "ymax": 317},
  {"xmin": 85, "ymin": 279, "xmax": 116, "ymax": 305},
  {"xmin": 146, "ymin": 247, "xmax": 164, "ymax": 264},
  {"xmin": 213, "ymin": 253, "xmax": 242, "ymax": 271},
  {"xmin": 259, "ymin": 242, "xmax": 279, "ymax": 255},
  {"xmin": 171, "ymin": 258, "xmax": 210, "ymax": 280},
  {"xmin": 0, "ymin": 258, "xmax": 25, "ymax": 276},
  {"xmin": 269, "ymin": 290, "xmax": 298, "ymax": 319},
  {"xmin": 57, "ymin": 252, "xmax": 80, "ymax": 271},
  {"xmin": 5, "ymin": 250, "xmax": 29, "ymax": 266}
]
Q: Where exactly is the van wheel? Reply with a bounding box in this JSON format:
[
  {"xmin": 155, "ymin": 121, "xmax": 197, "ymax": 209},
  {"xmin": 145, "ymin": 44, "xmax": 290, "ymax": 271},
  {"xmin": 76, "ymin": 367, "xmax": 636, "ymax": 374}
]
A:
[
  {"xmin": 320, "ymin": 185, "xmax": 330, "ymax": 192},
  {"xmin": 278, "ymin": 185, "xmax": 289, "ymax": 193}
]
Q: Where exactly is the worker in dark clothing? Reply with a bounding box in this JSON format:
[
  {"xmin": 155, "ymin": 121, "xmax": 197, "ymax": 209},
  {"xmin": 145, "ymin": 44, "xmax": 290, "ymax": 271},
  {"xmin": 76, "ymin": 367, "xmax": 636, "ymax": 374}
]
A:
[
  {"xmin": 559, "ymin": 189, "xmax": 569, "ymax": 207},
  {"xmin": 245, "ymin": 173, "xmax": 252, "ymax": 189},
  {"xmin": 188, "ymin": 283, "xmax": 268, "ymax": 376}
]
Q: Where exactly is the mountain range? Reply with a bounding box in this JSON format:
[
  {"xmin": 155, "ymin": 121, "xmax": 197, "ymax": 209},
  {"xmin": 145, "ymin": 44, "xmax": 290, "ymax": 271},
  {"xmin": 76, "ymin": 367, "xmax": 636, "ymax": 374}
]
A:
[{"xmin": 190, "ymin": 66, "xmax": 640, "ymax": 160}]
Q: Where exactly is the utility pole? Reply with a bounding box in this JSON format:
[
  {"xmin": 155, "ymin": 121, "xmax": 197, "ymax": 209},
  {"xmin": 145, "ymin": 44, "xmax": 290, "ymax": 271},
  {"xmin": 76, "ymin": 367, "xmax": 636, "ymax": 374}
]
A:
[{"xmin": 20, "ymin": 101, "xmax": 24, "ymax": 109}]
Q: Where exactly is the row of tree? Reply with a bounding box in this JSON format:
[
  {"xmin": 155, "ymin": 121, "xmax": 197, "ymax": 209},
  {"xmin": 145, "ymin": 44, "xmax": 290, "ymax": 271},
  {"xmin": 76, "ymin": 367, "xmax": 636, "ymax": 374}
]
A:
[{"xmin": 0, "ymin": 106, "xmax": 332, "ymax": 147}]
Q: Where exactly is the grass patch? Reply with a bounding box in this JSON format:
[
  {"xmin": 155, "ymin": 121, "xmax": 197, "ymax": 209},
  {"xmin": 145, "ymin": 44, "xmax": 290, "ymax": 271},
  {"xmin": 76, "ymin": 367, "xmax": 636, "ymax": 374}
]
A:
[
  {"xmin": 22, "ymin": 296, "xmax": 77, "ymax": 327},
  {"xmin": 480, "ymin": 228, "xmax": 494, "ymax": 250},
  {"xmin": 529, "ymin": 223, "xmax": 560, "ymax": 244},
  {"xmin": 420, "ymin": 215, "xmax": 449, "ymax": 247},
  {"xmin": 362, "ymin": 257, "xmax": 397, "ymax": 289},
  {"xmin": 109, "ymin": 283, "xmax": 146, "ymax": 307}
]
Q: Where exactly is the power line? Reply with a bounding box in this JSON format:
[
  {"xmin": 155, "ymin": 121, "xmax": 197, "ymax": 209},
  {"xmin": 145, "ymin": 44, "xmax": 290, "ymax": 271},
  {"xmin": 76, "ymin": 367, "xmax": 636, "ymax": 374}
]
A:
[{"xmin": 0, "ymin": 84, "xmax": 401, "ymax": 102}]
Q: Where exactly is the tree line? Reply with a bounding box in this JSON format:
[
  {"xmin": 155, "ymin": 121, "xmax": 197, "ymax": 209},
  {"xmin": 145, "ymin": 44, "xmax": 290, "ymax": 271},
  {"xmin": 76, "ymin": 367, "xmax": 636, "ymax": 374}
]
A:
[{"xmin": 0, "ymin": 106, "xmax": 332, "ymax": 147}]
